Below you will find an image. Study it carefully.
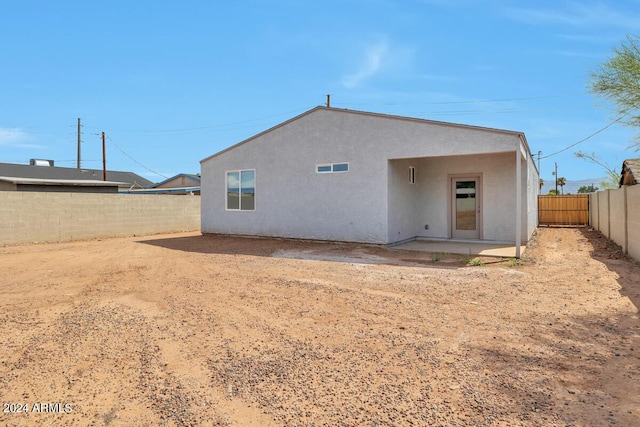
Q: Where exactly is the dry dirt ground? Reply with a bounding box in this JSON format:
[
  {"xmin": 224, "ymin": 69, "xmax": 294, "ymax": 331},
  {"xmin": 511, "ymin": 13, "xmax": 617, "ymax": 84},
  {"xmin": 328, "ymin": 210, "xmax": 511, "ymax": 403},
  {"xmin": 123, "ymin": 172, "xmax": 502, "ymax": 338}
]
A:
[{"xmin": 1, "ymin": 227, "xmax": 639, "ymax": 427}]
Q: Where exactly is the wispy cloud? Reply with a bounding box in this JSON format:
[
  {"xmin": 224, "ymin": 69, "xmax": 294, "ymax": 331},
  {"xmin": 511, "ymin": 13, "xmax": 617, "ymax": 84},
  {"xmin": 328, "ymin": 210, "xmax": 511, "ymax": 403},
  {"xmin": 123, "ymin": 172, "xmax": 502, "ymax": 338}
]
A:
[
  {"xmin": 341, "ymin": 38, "xmax": 391, "ymax": 89},
  {"xmin": 0, "ymin": 128, "xmax": 46, "ymax": 149},
  {"xmin": 557, "ymin": 33, "xmax": 619, "ymax": 44},
  {"xmin": 417, "ymin": 0, "xmax": 473, "ymax": 6},
  {"xmin": 506, "ymin": 2, "xmax": 640, "ymax": 29},
  {"xmin": 417, "ymin": 73, "xmax": 455, "ymax": 81},
  {"xmin": 341, "ymin": 36, "xmax": 416, "ymax": 89},
  {"xmin": 553, "ymin": 50, "xmax": 604, "ymax": 59}
]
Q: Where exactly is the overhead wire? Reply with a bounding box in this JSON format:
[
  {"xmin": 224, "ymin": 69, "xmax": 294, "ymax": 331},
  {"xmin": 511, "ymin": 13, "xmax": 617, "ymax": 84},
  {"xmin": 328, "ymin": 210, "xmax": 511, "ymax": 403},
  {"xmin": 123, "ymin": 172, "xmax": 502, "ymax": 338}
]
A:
[
  {"xmin": 332, "ymin": 93, "xmax": 585, "ymax": 107},
  {"xmin": 106, "ymin": 135, "xmax": 169, "ymax": 179},
  {"xmin": 6, "ymin": 97, "xmax": 626, "ymax": 170},
  {"xmin": 540, "ymin": 110, "xmax": 631, "ymax": 159},
  {"xmin": 82, "ymin": 106, "xmax": 312, "ymax": 134}
]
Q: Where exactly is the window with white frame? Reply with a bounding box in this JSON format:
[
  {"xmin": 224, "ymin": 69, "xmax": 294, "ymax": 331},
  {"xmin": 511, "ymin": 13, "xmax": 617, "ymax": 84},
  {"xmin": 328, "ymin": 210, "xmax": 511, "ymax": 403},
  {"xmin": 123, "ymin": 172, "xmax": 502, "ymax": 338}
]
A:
[
  {"xmin": 316, "ymin": 162, "xmax": 349, "ymax": 173},
  {"xmin": 226, "ymin": 169, "xmax": 255, "ymax": 211}
]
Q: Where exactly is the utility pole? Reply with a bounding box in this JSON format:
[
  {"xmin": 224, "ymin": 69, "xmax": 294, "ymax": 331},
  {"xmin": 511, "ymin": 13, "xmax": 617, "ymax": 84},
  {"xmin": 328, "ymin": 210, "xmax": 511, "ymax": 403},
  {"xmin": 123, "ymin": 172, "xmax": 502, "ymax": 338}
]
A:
[
  {"xmin": 537, "ymin": 151, "xmax": 542, "ymax": 172},
  {"xmin": 554, "ymin": 162, "xmax": 558, "ymax": 195},
  {"xmin": 77, "ymin": 118, "xmax": 82, "ymax": 169},
  {"xmin": 102, "ymin": 132, "xmax": 107, "ymax": 181}
]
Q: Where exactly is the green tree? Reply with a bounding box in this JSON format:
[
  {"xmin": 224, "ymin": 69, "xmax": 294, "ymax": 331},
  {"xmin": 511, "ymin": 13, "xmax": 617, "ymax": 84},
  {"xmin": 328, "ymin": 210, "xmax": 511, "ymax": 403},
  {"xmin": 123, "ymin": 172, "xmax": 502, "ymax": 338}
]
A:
[
  {"xmin": 574, "ymin": 151, "xmax": 621, "ymax": 188},
  {"xmin": 556, "ymin": 177, "xmax": 567, "ymax": 194},
  {"xmin": 590, "ymin": 35, "xmax": 640, "ymax": 143},
  {"xmin": 539, "ymin": 178, "xmax": 544, "ymax": 191},
  {"xmin": 577, "ymin": 184, "xmax": 599, "ymax": 193},
  {"xmin": 548, "ymin": 189, "xmax": 559, "ymax": 195}
]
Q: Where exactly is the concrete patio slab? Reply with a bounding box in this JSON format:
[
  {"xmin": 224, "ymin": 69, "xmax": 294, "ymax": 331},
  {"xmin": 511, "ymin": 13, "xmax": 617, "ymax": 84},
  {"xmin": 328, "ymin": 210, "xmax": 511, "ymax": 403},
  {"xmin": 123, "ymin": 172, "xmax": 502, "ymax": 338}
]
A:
[{"xmin": 390, "ymin": 239, "xmax": 526, "ymax": 258}]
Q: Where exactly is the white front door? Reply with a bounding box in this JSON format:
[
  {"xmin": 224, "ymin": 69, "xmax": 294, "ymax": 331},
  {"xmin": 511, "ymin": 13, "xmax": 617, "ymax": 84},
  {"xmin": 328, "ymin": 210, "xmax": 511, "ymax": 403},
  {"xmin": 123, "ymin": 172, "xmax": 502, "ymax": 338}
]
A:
[{"xmin": 451, "ymin": 176, "xmax": 481, "ymax": 239}]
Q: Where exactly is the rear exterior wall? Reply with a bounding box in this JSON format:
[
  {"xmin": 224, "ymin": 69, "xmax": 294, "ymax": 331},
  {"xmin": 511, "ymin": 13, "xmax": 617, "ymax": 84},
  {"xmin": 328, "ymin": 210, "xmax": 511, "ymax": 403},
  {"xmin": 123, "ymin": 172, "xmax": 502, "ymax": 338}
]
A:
[{"xmin": 201, "ymin": 108, "xmax": 528, "ymax": 244}]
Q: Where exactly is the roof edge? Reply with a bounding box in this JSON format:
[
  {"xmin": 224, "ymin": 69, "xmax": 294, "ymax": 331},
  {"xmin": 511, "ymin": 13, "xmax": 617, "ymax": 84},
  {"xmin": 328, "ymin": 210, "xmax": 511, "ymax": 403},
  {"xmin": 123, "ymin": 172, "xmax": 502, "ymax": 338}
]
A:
[
  {"xmin": 200, "ymin": 105, "xmax": 531, "ymax": 164},
  {"xmin": 200, "ymin": 106, "xmax": 323, "ymax": 164}
]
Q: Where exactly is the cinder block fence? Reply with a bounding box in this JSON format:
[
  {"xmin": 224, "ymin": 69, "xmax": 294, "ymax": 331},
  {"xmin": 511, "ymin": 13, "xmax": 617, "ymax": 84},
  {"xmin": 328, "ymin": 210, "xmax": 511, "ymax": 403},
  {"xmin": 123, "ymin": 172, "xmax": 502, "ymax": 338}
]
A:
[
  {"xmin": 0, "ymin": 192, "xmax": 200, "ymax": 246},
  {"xmin": 590, "ymin": 185, "xmax": 640, "ymax": 262}
]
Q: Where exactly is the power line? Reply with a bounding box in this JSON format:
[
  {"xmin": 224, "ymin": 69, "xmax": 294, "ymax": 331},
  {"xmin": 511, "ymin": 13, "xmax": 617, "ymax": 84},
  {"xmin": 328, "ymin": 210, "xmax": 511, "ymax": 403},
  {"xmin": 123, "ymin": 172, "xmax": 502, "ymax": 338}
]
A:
[
  {"xmin": 540, "ymin": 112, "xmax": 629, "ymax": 160},
  {"xmin": 106, "ymin": 136, "xmax": 169, "ymax": 179},
  {"xmin": 333, "ymin": 93, "xmax": 585, "ymax": 107},
  {"xmin": 83, "ymin": 107, "xmax": 312, "ymax": 134}
]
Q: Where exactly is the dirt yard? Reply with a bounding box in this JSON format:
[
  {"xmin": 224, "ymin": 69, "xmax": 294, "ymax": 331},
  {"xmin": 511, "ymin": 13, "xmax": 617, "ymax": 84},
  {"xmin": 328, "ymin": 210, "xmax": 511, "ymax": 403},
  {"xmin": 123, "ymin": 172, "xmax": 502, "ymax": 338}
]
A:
[{"xmin": 1, "ymin": 227, "xmax": 639, "ymax": 427}]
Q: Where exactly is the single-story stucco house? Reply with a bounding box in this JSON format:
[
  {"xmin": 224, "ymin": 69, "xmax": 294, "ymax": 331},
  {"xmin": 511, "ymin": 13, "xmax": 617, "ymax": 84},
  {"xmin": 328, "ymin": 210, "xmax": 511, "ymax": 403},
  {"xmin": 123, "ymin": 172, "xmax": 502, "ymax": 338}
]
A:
[{"xmin": 200, "ymin": 106, "xmax": 538, "ymax": 256}]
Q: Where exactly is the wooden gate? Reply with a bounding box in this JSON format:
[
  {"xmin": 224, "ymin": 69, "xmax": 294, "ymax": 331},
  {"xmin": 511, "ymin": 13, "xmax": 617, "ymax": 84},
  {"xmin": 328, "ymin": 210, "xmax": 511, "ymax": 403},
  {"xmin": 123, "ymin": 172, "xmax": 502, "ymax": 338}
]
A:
[{"xmin": 538, "ymin": 195, "xmax": 590, "ymax": 226}]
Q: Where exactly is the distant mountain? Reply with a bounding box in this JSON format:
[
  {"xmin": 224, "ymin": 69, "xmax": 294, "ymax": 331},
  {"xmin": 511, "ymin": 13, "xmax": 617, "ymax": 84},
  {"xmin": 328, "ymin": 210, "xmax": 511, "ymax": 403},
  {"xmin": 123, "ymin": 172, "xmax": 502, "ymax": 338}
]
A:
[{"xmin": 540, "ymin": 177, "xmax": 611, "ymax": 194}]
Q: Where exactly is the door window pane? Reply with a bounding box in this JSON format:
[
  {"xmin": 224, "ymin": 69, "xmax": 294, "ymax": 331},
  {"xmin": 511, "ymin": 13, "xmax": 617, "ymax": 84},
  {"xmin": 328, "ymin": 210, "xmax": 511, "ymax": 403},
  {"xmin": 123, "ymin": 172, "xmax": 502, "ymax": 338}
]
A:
[{"xmin": 455, "ymin": 181, "xmax": 476, "ymax": 230}]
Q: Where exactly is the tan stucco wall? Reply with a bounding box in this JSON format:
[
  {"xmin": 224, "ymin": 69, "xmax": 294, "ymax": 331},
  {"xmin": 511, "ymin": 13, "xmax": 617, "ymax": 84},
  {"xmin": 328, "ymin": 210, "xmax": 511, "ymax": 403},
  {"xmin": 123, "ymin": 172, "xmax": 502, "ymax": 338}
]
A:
[
  {"xmin": 0, "ymin": 192, "xmax": 200, "ymax": 246},
  {"xmin": 599, "ymin": 191, "xmax": 610, "ymax": 238},
  {"xmin": 157, "ymin": 176, "xmax": 200, "ymax": 188},
  {"xmin": 627, "ymin": 185, "xmax": 640, "ymax": 261},
  {"xmin": 590, "ymin": 193, "xmax": 599, "ymax": 230},
  {"xmin": 609, "ymin": 188, "xmax": 627, "ymax": 252},
  {"xmin": 590, "ymin": 185, "xmax": 640, "ymax": 262}
]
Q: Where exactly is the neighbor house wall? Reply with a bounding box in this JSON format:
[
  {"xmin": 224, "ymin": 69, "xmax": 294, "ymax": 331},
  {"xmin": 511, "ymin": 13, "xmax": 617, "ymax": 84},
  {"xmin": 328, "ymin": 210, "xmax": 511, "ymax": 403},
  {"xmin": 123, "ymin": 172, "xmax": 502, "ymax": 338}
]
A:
[
  {"xmin": 0, "ymin": 181, "xmax": 16, "ymax": 191},
  {"xmin": 0, "ymin": 192, "xmax": 200, "ymax": 246},
  {"xmin": 156, "ymin": 175, "xmax": 201, "ymax": 188},
  {"xmin": 590, "ymin": 185, "xmax": 640, "ymax": 262}
]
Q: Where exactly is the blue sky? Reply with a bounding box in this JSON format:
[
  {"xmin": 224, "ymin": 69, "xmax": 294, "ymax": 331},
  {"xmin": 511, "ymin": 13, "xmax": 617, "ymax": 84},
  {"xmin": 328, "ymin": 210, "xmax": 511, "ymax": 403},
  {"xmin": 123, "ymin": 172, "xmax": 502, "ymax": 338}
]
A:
[{"xmin": 1, "ymin": 0, "xmax": 639, "ymax": 186}]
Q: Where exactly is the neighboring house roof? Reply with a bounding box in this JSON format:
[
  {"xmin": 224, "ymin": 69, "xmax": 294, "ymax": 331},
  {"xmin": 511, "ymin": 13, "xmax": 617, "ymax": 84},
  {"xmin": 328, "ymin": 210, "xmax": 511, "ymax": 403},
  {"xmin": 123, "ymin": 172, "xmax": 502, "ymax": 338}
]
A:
[
  {"xmin": 122, "ymin": 186, "xmax": 200, "ymax": 195},
  {"xmin": 0, "ymin": 176, "xmax": 126, "ymax": 187},
  {"xmin": 151, "ymin": 173, "xmax": 201, "ymax": 188},
  {"xmin": 201, "ymin": 106, "xmax": 532, "ymax": 164},
  {"xmin": 620, "ymin": 158, "xmax": 640, "ymax": 187},
  {"xmin": 0, "ymin": 162, "xmax": 154, "ymax": 188}
]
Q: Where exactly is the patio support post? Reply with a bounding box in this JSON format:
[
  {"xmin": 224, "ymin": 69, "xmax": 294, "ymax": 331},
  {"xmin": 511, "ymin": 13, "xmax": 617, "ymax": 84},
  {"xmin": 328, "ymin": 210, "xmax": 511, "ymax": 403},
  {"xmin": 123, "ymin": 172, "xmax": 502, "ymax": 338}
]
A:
[{"xmin": 515, "ymin": 145, "xmax": 522, "ymax": 258}]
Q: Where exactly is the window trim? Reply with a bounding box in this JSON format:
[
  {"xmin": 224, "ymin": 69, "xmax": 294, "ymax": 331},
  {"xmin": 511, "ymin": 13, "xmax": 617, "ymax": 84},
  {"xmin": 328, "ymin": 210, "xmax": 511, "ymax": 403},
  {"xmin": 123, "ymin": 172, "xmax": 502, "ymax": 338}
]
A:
[
  {"xmin": 316, "ymin": 162, "xmax": 350, "ymax": 174},
  {"xmin": 225, "ymin": 169, "xmax": 256, "ymax": 211}
]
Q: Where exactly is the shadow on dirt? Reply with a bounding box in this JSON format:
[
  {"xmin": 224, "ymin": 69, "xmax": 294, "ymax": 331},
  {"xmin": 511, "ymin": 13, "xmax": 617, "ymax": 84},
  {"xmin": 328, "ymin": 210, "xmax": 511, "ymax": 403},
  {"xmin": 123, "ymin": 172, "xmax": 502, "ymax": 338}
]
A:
[
  {"xmin": 578, "ymin": 227, "xmax": 640, "ymax": 313},
  {"xmin": 470, "ymin": 227, "xmax": 640, "ymax": 426},
  {"xmin": 138, "ymin": 233, "xmax": 470, "ymax": 269}
]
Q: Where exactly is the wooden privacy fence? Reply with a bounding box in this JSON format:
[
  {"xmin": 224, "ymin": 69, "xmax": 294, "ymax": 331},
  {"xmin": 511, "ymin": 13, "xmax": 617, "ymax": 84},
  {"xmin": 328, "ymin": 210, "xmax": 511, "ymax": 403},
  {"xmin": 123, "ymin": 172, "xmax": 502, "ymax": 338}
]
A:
[{"xmin": 538, "ymin": 194, "xmax": 590, "ymax": 226}]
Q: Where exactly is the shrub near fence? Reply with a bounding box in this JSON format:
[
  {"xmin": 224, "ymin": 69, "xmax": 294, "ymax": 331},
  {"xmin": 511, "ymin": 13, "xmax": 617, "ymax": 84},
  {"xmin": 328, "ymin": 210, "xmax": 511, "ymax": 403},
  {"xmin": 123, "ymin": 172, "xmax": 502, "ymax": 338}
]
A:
[{"xmin": 0, "ymin": 192, "xmax": 200, "ymax": 246}]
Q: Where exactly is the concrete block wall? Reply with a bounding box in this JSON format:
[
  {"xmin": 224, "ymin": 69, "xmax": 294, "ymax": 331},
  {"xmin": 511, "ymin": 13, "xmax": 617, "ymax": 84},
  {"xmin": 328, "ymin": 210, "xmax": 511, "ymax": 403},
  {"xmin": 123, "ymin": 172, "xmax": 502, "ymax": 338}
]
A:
[
  {"xmin": 627, "ymin": 185, "xmax": 640, "ymax": 261},
  {"xmin": 608, "ymin": 188, "xmax": 627, "ymax": 252},
  {"xmin": 0, "ymin": 192, "xmax": 200, "ymax": 246},
  {"xmin": 590, "ymin": 186, "xmax": 640, "ymax": 262},
  {"xmin": 590, "ymin": 193, "xmax": 599, "ymax": 230},
  {"xmin": 599, "ymin": 191, "xmax": 610, "ymax": 238}
]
